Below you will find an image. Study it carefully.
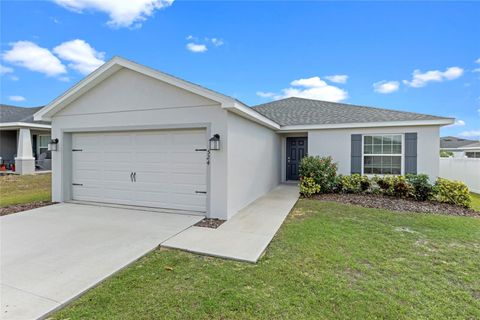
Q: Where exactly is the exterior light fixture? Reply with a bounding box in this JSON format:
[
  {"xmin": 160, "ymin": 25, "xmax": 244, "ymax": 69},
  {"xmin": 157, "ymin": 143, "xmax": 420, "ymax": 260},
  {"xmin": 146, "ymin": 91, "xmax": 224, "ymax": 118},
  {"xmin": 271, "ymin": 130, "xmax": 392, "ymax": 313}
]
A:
[
  {"xmin": 48, "ymin": 138, "xmax": 59, "ymax": 151},
  {"xmin": 209, "ymin": 134, "xmax": 220, "ymax": 151}
]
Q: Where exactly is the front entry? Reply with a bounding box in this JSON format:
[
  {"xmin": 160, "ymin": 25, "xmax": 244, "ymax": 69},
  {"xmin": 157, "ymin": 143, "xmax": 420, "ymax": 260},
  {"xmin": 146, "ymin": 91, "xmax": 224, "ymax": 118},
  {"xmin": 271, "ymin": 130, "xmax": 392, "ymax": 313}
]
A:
[{"xmin": 286, "ymin": 137, "xmax": 308, "ymax": 180}]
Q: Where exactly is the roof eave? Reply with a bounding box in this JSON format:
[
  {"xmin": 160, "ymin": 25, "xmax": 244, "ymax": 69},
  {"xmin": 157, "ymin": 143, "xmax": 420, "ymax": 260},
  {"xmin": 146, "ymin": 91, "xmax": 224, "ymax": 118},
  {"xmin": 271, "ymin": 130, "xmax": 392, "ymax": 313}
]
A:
[
  {"xmin": 277, "ymin": 118, "xmax": 455, "ymax": 132},
  {"xmin": 223, "ymin": 102, "xmax": 281, "ymax": 130},
  {"xmin": 0, "ymin": 122, "xmax": 52, "ymax": 130}
]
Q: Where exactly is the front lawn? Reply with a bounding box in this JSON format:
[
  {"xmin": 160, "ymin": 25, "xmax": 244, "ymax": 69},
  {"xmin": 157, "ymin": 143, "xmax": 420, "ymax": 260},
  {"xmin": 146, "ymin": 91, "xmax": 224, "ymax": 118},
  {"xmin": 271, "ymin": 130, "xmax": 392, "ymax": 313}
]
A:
[
  {"xmin": 471, "ymin": 193, "xmax": 480, "ymax": 211},
  {"xmin": 0, "ymin": 173, "xmax": 51, "ymax": 207},
  {"xmin": 54, "ymin": 200, "xmax": 480, "ymax": 319}
]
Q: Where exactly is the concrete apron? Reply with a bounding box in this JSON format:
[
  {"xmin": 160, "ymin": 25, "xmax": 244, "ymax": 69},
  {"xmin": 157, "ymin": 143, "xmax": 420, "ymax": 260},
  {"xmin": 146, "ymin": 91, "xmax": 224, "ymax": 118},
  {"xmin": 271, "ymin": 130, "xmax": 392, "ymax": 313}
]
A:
[{"xmin": 0, "ymin": 203, "xmax": 202, "ymax": 320}]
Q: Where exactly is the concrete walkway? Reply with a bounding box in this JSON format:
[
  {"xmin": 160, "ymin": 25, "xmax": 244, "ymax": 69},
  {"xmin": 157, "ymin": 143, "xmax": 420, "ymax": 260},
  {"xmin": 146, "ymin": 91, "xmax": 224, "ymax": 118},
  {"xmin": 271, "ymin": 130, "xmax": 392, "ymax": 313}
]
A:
[
  {"xmin": 163, "ymin": 184, "xmax": 299, "ymax": 263},
  {"xmin": 1, "ymin": 203, "xmax": 202, "ymax": 320}
]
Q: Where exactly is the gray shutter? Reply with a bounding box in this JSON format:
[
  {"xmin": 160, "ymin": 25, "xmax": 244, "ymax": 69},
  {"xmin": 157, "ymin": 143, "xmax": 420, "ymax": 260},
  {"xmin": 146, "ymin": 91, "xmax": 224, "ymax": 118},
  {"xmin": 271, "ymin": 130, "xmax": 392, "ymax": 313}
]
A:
[
  {"xmin": 351, "ymin": 134, "xmax": 362, "ymax": 174},
  {"xmin": 404, "ymin": 132, "xmax": 417, "ymax": 174}
]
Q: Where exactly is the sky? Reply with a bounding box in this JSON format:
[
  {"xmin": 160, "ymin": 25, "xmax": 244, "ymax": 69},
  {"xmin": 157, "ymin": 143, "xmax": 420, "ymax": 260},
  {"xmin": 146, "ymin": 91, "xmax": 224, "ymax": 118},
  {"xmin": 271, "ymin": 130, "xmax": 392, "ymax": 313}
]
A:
[{"xmin": 1, "ymin": 0, "xmax": 479, "ymax": 138}]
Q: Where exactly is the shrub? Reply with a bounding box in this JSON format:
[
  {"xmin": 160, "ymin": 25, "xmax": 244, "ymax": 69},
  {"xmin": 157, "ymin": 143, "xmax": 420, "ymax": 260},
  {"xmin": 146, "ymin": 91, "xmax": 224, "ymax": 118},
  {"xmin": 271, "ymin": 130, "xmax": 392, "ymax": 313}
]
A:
[
  {"xmin": 339, "ymin": 174, "xmax": 370, "ymax": 193},
  {"xmin": 299, "ymin": 156, "xmax": 338, "ymax": 193},
  {"xmin": 373, "ymin": 176, "xmax": 413, "ymax": 198},
  {"xmin": 392, "ymin": 175, "xmax": 413, "ymax": 198},
  {"xmin": 374, "ymin": 176, "xmax": 395, "ymax": 196},
  {"xmin": 299, "ymin": 177, "xmax": 321, "ymax": 197},
  {"xmin": 406, "ymin": 174, "xmax": 433, "ymax": 201},
  {"xmin": 433, "ymin": 178, "xmax": 471, "ymax": 208}
]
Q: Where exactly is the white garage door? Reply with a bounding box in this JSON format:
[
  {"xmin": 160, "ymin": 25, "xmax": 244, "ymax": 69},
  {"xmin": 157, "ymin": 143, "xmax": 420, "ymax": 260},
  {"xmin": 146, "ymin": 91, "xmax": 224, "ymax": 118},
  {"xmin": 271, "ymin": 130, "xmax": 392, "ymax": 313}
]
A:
[{"xmin": 72, "ymin": 129, "xmax": 207, "ymax": 213}]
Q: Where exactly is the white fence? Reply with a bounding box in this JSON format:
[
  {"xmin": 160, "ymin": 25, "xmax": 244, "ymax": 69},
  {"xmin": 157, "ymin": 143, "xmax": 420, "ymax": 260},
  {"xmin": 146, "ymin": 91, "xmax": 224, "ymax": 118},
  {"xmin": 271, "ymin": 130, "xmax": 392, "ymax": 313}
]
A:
[{"xmin": 439, "ymin": 158, "xmax": 480, "ymax": 193}]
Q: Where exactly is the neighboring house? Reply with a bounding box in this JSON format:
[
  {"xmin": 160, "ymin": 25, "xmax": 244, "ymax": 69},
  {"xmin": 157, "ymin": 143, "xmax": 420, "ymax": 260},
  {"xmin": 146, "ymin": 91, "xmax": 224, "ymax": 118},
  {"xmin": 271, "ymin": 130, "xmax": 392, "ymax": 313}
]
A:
[
  {"xmin": 33, "ymin": 57, "xmax": 454, "ymax": 220},
  {"xmin": 0, "ymin": 104, "xmax": 52, "ymax": 174},
  {"xmin": 440, "ymin": 136, "xmax": 480, "ymax": 158}
]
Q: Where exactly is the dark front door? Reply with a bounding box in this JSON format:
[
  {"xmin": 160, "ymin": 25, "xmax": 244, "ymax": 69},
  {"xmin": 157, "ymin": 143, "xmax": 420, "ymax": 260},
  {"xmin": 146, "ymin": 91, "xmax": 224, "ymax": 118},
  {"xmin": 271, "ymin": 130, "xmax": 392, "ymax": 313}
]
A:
[{"xmin": 286, "ymin": 137, "xmax": 308, "ymax": 180}]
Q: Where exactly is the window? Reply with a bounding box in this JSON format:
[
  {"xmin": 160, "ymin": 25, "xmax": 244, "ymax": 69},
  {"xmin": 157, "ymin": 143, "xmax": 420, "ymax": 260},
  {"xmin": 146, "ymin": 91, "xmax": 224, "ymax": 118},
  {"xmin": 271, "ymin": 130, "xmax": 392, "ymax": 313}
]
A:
[
  {"xmin": 465, "ymin": 151, "xmax": 480, "ymax": 158},
  {"xmin": 38, "ymin": 135, "xmax": 52, "ymax": 159},
  {"xmin": 363, "ymin": 134, "xmax": 402, "ymax": 175}
]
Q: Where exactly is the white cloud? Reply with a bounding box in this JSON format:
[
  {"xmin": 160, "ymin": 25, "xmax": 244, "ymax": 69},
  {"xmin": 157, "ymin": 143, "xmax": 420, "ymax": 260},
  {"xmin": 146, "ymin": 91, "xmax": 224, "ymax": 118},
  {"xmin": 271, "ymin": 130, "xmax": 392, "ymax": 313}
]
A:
[
  {"xmin": 53, "ymin": 0, "xmax": 174, "ymax": 28},
  {"xmin": 458, "ymin": 130, "xmax": 480, "ymax": 138},
  {"xmin": 9, "ymin": 95, "xmax": 26, "ymax": 102},
  {"xmin": 53, "ymin": 39, "xmax": 105, "ymax": 75},
  {"xmin": 476, "ymin": 58, "xmax": 480, "ymax": 64},
  {"xmin": 210, "ymin": 38, "xmax": 224, "ymax": 47},
  {"xmin": 0, "ymin": 64, "xmax": 14, "ymax": 74},
  {"xmin": 373, "ymin": 80, "xmax": 400, "ymax": 94},
  {"xmin": 186, "ymin": 43, "xmax": 207, "ymax": 53},
  {"xmin": 2, "ymin": 41, "xmax": 66, "ymax": 76},
  {"xmin": 324, "ymin": 74, "xmax": 348, "ymax": 84},
  {"xmin": 259, "ymin": 76, "xmax": 348, "ymax": 102},
  {"xmin": 10, "ymin": 75, "xmax": 19, "ymax": 81},
  {"xmin": 256, "ymin": 91, "xmax": 276, "ymax": 98},
  {"xmin": 403, "ymin": 66, "xmax": 463, "ymax": 88}
]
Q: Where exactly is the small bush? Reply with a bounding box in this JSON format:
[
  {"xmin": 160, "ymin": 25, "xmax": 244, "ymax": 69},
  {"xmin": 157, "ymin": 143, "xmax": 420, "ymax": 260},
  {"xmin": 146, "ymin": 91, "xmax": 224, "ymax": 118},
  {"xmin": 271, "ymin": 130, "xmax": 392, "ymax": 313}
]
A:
[
  {"xmin": 299, "ymin": 156, "xmax": 338, "ymax": 193},
  {"xmin": 300, "ymin": 177, "xmax": 321, "ymax": 197},
  {"xmin": 406, "ymin": 174, "xmax": 433, "ymax": 201},
  {"xmin": 433, "ymin": 178, "xmax": 471, "ymax": 208},
  {"xmin": 374, "ymin": 176, "xmax": 395, "ymax": 196},
  {"xmin": 339, "ymin": 174, "xmax": 370, "ymax": 193},
  {"xmin": 392, "ymin": 175, "xmax": 413, "ymax": 198}
]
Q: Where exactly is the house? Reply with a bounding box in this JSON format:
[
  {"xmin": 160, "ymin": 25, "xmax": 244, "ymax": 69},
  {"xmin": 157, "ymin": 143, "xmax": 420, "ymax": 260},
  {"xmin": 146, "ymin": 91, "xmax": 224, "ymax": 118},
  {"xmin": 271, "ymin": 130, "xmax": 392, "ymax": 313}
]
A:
[
  {"xmin": 34, "ymin": 57, "xmax": 454, "ymax": 220},
  {"xmin": 440, "ymin": 136, "xmax": 480, "ymax": 158},
  {"xmin": 0, "ymin": 104, "xmax": 52, "ymax": 174}
]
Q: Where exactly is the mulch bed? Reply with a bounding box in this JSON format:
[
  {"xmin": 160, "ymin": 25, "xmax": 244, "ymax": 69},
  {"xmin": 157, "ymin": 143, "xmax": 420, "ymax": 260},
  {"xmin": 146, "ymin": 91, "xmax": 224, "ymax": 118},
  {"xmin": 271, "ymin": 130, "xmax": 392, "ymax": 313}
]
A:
[
  {"xmin": 312, "ymin": 193, "xmax": 480, "ymax": 217},
  {"xmin": 0, "ymin": 201, "xmax": 56, "ymax": 216},
  {"xmin": 195, "ymin": 218, "xmax": 226, "ymax": 229}
]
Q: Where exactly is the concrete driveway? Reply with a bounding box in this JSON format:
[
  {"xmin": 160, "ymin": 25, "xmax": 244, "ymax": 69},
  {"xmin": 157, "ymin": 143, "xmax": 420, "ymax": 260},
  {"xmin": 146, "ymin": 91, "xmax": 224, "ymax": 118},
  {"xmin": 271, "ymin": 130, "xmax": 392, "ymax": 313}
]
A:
[{"xmin": 0, "ymin": 203, "xmax": 203, "ymax": 320}]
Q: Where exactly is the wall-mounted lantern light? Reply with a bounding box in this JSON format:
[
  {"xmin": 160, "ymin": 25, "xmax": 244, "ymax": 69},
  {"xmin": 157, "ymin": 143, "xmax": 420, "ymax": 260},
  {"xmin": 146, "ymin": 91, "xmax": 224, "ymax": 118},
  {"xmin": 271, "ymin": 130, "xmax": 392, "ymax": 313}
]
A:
[
  {"xmin": 209, "ymin": 134, "xmax": 220, "ymax": 151},
  {"xmin": 48, "ymin": 138, "xmax": 59, "ymax": 151}
]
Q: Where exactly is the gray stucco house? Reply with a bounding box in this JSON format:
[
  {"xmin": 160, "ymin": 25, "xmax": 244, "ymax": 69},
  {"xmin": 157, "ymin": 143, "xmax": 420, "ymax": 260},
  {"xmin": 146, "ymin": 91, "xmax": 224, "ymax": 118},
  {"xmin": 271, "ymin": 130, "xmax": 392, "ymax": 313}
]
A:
[
  {"xmin": 0, "ymin": 104, "xmax": 51, "ymax": 174},
  {"xmin": 33, "ymin": 56, "xmax": 454, "ymax": 220}
]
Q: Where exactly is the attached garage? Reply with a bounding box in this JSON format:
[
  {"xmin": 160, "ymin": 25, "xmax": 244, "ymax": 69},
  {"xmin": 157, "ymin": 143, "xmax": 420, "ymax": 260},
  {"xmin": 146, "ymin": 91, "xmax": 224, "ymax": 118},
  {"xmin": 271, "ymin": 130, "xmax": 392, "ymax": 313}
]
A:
[
  {"xmin": 71, "ymin": 129, "xmax": 207, "ymax": 213},
  {"xmin": 33, "ymin": 57, "xmax": 284, "ymax": 220}
]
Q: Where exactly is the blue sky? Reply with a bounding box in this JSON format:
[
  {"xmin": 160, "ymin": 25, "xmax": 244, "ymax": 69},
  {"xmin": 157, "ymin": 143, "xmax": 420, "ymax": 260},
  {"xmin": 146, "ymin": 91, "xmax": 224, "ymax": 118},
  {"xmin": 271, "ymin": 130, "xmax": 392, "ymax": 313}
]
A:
[{"xmin": 1, "ymin": 1, "xmax": 479, "ymax": 138}]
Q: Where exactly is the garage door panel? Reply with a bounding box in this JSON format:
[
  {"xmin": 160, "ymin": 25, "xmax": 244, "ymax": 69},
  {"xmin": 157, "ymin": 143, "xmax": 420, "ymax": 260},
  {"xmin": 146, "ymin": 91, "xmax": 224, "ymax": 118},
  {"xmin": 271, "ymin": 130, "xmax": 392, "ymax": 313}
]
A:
[{"xmin": 72, "ymin": 129, "xmax": 207, "ymax": 213}]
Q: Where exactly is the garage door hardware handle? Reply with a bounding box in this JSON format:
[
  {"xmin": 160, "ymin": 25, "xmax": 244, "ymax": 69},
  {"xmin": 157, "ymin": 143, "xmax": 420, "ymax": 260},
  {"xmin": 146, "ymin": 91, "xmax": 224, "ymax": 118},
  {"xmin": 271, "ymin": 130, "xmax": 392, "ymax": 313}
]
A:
[
  {"xmin": 195, "ymin": 191, "xmax": 207, "ymax": 194},
  {"xmin": 195, "ymin": 148, "xmax": 207, "ymax": 151},
  {"xmin": 130, "ymin": 172, "xmax": 133, "ymax": 182},
  {"xmin": 72, "ymin": 149, "xmax": 83, "ymax": 152},
  {"xmin": 133, "ymin": 172, "xmax": 136, "ymax": 182},
  {"xmin": 72, "ymin": 183, "xmax": 83, "ymax": 186}
]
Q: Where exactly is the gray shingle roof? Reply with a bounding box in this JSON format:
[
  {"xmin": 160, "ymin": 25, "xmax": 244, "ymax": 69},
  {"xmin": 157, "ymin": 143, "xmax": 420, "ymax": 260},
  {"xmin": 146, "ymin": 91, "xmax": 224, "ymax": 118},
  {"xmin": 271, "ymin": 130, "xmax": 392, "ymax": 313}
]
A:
[
  {"xmin": 440, "ymin": 136, "xmax": 480, "ymax": 149},
  {"xmin": 0, "ymin": 104, "xmax": 49, "ymax": 125},
  {"xmin": 251, "ymin": 97, "xmax": 452, "ymax": 126}
]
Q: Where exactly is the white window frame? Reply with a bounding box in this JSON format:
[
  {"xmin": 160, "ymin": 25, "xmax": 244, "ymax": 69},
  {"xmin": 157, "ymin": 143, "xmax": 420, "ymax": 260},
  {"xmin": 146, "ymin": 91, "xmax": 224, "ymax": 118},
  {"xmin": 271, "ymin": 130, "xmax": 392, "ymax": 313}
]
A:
[
  {"xmin": 37, "ymin": 134, "xmax": 51, "ymax": 157},
  {"xmin": 361, "ymin": 133, "xmax": 405, "ymax": 176}
]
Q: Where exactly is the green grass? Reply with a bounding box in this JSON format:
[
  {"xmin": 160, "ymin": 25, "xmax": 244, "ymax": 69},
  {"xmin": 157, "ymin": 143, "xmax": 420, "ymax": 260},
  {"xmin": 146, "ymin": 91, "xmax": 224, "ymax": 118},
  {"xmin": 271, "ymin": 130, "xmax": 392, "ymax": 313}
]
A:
[
  {"xmin": 0, "ymin": 173, "xmax": 51, "ymax": 207},
  {"xmin": 53, "ymin": 200, "xmax": 480, "ymax": 319},
  {"xmin": 471, "ymin": 193, "xmax": 480, "ymax": 211}
]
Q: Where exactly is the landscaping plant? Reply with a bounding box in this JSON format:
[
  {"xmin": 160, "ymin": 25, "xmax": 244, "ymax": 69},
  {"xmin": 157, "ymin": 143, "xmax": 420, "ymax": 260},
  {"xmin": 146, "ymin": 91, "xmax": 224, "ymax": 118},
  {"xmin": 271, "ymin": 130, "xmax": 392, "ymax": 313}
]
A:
[
  {"xmin": 434, "ymin": 178, "xmax": 471, "ymax": 208},
  {"xmin": 405, "ymin": 174, "xmax": 433, "ymax": 201},
  {"xmin": 299, "ymin": 177, "xmax": 321, "ymax": 197},
  {"xmin": 339, "ymin": 174, "xmax": 370, "ymax": 193},
  {"xmin": 299, "ymin": 156, "xmax": 338, "ymax": 193}
]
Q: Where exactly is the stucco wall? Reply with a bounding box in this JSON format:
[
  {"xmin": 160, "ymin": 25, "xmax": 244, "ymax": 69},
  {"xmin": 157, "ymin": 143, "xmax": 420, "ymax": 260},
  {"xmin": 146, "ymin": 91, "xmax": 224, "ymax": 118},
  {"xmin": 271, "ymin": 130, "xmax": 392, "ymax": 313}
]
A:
[
  {"xmin": 50, "ymin": 67, "xmax": 231, "ymax": 219},
  {"xmin": 226, "ymin": 112, "xmax": 281, "ymax": 218},
  {"xmin": 308, "ymin": 125, "xmax": 441, "ymax": 179},
  {"xmin": 0, "ymin": 130, "xmax": 17, "ymax": 161}
]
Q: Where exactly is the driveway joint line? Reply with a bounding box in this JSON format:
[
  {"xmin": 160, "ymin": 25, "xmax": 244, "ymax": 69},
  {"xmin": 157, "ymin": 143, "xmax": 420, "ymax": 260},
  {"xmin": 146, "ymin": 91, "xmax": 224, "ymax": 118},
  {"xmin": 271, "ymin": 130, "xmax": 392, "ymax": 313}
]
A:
[{"xmin": 1, "ymin": 282, "xmax": 61, "ymax": 304}]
